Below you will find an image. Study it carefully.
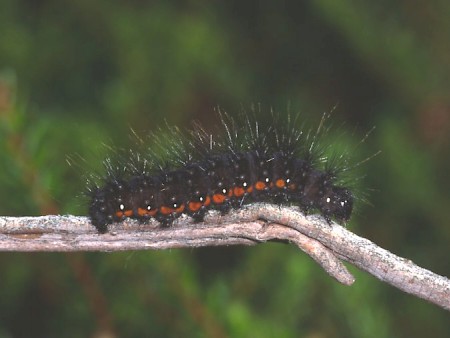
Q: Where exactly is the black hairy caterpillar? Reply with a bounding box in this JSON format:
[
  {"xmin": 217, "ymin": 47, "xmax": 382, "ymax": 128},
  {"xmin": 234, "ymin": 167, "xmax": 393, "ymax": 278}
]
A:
[{"xmin": 87, "ymin": 110, "xmax": 356, "ymax": 233}]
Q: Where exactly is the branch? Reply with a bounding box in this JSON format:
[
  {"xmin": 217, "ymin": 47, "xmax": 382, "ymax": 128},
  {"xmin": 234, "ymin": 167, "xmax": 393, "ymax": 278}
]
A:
[{"xmin": 0, "ymin": 203, "xmax": 449, "ymax": 311}]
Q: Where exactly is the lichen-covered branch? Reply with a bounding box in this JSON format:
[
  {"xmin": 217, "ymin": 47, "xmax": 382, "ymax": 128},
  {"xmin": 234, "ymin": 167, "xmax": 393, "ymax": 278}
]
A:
[{"xmin": 0, "ymin": 203, "xmax": 448, "ymax": 311}]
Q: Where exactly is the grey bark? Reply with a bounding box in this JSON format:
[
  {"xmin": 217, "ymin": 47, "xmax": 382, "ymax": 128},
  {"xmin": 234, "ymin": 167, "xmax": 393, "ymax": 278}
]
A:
[{"xmin": 0, "ymin": 203, "xmax": 448, "ymax": 311}]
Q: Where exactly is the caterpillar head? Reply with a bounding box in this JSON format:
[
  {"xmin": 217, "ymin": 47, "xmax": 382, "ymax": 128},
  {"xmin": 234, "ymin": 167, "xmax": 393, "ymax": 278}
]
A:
[{"xmin": 320, "ymin": 186, "xmax": 353, "ymax": 222}]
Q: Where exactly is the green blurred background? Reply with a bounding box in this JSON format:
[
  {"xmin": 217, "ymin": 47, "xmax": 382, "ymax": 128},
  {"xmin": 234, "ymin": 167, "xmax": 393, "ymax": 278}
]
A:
[{"xmin": 0, "ymin": 1, "xmax": 449, "ymax": 337}]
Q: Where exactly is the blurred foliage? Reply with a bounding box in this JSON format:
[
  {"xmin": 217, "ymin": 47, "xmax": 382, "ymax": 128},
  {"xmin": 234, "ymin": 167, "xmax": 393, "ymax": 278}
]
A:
[{"xmin": 0, "ymin": 1, "xmax": 449, "ymax": 337}]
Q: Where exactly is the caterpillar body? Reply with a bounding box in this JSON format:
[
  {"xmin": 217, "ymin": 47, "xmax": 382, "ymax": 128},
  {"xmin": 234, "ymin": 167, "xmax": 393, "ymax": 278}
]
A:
[{"xmin": 87, "ymin": 112, "xmax": 354, "ymax": 233}]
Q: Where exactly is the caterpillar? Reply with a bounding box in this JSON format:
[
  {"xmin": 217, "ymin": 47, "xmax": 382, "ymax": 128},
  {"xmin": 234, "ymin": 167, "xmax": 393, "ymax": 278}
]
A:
[{"xmin": 87, "ymin": 110, "xmax": 355, "ymax": 233}]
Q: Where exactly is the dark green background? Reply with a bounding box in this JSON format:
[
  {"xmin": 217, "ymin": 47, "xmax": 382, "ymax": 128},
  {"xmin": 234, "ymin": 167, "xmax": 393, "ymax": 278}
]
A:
[{"xmin": 0, "ymin": 1, "xmax": 449, "ymax": 337}]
